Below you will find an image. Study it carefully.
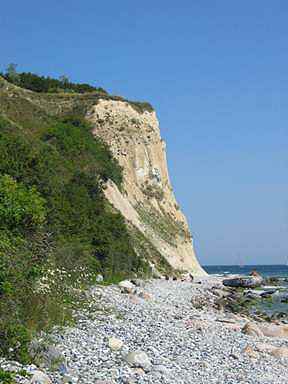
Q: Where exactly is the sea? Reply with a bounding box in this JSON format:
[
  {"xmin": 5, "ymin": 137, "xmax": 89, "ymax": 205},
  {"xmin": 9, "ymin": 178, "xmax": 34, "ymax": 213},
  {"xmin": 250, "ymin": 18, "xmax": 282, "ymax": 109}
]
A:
[
  {"xmin": 202, "ymin": 264, "xmax": 288, "ymax": 319},
  {"xmin": 203, "ymin": 264, "xmax": 288, "ymax": 278}
]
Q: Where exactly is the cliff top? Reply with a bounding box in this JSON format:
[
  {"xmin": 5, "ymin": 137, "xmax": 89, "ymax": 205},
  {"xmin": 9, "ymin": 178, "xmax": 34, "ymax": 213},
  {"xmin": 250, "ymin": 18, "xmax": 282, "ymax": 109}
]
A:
[{"xmin": 0, "ymin": 74, "xmax": 154, "ymax": 115}]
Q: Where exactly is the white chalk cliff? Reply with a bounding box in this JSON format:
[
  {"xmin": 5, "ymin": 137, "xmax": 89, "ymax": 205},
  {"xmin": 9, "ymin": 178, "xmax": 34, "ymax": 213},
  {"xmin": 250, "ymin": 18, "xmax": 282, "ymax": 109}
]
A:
[{"xmin": 89, "ymin": 99, "xmax": 206, "ymax": 275}]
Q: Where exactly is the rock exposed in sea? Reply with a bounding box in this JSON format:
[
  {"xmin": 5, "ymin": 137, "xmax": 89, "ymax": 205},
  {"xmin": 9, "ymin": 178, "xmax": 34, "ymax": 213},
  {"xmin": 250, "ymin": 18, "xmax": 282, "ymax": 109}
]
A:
[{"xmin": 223, "ymin": 273, "xmax": 263, "ymax": 288}]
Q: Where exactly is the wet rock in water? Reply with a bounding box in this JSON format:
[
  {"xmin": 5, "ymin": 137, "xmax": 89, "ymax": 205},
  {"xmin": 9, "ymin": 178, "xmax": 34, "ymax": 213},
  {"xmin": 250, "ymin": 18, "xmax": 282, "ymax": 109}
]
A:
[
  {"xmin": 264, "ymin": 276, "xmax": 281, "ymax": 285},
  {"xmin": 223, "ymin": 272, "xmax": 263, "ymax": 288},
  {"xmin": 124, "ymin": 350, "xmax": 151, "ymax": 371},
  {"xmin": 260, "ymin": 289, "xmax": 276, "ymax": 298},
  {"xmin": 280, "ymin": 292, "xmax": 288, "ymax": 303},
  {"xmin": 244, "ymin": 290, "xmax": 260, "ymax": 300},
  {"xmin": 270, "ymin": 312, "xmax": 287, "ymax": 322},
  {"xmin": 118, "ymin": 280, "xmax": 135, "ymax": 294},
  {"xmin": 108, "ymin": 337, "xmax": 124, "ymax": 351},
  {"xmin": 250, "ymin": 270, "xmax": 262, "ymax": 278},
  {"xmin": 30, "ymin": 370, "xmax": 52, "ymax": 384}
]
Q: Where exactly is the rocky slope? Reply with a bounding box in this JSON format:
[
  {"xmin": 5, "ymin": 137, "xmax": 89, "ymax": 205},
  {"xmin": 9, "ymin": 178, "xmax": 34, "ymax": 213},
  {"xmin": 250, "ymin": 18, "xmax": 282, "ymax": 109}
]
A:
[{"xmin": 88, "ymin": 99, "xmax": 206, "ymax": 275}]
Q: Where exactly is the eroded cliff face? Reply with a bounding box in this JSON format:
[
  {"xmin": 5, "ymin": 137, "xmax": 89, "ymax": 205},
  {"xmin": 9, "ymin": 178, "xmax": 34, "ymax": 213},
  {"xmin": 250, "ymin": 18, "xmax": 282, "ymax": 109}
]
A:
[
  {"xmin": 89, "ymin": 99, "xmax": 206, "ymax": 275},
  {"xmin": 0, "ymin": 75, "xmax": 205, "ymax": 275}
]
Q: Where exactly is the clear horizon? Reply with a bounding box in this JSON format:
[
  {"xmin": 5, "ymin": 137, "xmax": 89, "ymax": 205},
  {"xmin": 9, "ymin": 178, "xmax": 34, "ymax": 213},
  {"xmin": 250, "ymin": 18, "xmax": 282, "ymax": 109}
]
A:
[
  {"xmin": 203, "ymin": 263, "xmax": 287, "ymax": 266},
  {"xmin": 2, "ymin": 1, "xmax": 288, "ymax": 265}
]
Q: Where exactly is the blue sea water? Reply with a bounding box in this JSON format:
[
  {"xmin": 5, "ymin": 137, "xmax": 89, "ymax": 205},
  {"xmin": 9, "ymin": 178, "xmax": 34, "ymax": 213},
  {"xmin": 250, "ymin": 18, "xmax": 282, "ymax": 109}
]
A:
[
  {"xmin": 203, "ymin": 265, "xmax": 288, "ymax": 318},
  {"xmin": 203, "ymin": 264, "xmax": 288, "ymax": 278}
]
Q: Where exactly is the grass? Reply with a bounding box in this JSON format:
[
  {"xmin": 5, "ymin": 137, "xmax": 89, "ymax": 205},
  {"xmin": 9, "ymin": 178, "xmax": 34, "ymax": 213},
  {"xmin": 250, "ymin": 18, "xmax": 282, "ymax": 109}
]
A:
[
  {"xmin": 0, "ymin": 369, "xmax": 16, "ymax": 384},
  {"xmin": 135, "ymin": 203, "xmax": 190, "ymax": 247},
  {"xmin": 0, "ymin": 75, "xmax": 154, "ymax": 117},
  {"xmin": 128, "ymin": 224, "xmax": 173, "ymax": 275}
]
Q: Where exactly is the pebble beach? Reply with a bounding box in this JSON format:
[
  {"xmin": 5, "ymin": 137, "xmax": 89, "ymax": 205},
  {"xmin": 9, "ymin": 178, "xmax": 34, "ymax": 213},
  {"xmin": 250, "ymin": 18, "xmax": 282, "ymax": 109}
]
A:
[{"xmin": 3, "ymin": 276, "xmax": 287, "ymax": 384}]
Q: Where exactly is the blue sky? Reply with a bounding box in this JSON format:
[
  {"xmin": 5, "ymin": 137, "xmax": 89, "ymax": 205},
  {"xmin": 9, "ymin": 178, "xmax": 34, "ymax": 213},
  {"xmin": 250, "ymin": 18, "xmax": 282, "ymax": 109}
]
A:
[{"xmin": 2, "ymin": 1, "xmax": 288, "ymax": 265}]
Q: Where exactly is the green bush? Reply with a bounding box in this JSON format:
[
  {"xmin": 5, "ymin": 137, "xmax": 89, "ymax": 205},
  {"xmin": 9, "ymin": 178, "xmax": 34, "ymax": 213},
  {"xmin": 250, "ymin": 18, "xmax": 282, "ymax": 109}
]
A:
[
  {"xmin": 0, "ymin": 107, "xmax": 145, "ymax": 362},
  {"xmin": 0, "ymin": 68, "xmax": 153, "ymax": 364},
  {"xmin": 0, "ymin": 175, "xmax": 46, "ymax": 230},
  {"xmin": 0, "ymin": 369, "xmax": 16, "ymax": 384},
  {"xmin": 1, "ymin": 70, "xmax": 107, "ymax": 94},
  {"xmin": 0, "ymin": 324, "xmax": 31, "ymax": 364}
]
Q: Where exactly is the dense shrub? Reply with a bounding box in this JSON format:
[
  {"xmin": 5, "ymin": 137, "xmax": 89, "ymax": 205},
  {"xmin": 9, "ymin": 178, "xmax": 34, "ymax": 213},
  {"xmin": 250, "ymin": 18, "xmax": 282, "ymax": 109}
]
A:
[
  {"xmin": 0, "ymin": 175, "xmax": 46, "ymax": 230},
  {"xmin": 0, "ymin": 70, "xmax": 107, "ymax": 94},
  {"xmin": 0, "ymin": 111, "xmax": 145, "ymax": 362},
  {"xmin": 0, "ymin": 368, "xmax": 16, "ymax": 384}
]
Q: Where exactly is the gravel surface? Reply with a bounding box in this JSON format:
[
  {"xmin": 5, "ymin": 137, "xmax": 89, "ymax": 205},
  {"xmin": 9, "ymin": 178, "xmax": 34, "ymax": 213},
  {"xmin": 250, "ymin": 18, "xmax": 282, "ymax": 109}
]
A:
[
  {"xmin": 2, "ymin": 277, "xmax": 288, "ymax": 383},
  {"xmin": 49, "ymin": 277, "xmax": 288, "ymax": 383}
]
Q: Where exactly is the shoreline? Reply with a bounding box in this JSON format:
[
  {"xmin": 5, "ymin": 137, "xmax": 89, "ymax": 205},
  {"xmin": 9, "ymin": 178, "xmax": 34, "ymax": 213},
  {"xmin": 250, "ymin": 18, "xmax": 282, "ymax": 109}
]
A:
[{"xmin": 1, "ymin": 276, "xmax": 288, "ymax": 383}]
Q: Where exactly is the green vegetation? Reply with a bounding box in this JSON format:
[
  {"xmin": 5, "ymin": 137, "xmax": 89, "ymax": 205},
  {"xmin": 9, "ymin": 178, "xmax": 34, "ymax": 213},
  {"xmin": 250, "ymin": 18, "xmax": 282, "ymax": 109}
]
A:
[
  {"xmin": 0, "ymin": 369, "xmax": 16, "ymax": 384},
  {"xmin": 129, "ymin": 225, "xmax": 173, "ymax": 275},
  {"xmin": 136, "ymin": 203, "xmax": 190, "ymax": 247},
  {"xmin": 0, "ymin": 68, "xmax": 158, "ymax": 364},
  {"xmin": 0, "ymin": 89, "xmax": 148, "ymax": 362},
  {"xmin": 1, "ymin": 64, "xmax": 107, "ymax": 94},
  {"xmin": 128, "ymin": 101, "xmax": 154, "ymax": 114},
  {"xmin": 0, "ymin": 175, "xmax": 46, "ymax": 229},
  {"xmin": 0, "ymin": 66, "xmax": 154, "ymax": 115},
  {"xmin": 142, "ymin": 184, "xmax": 164, "ymax": 201}
]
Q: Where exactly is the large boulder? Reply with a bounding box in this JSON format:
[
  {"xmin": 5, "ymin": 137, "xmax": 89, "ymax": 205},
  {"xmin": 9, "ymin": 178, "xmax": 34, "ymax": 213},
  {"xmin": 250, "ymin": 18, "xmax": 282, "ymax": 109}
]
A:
[
  {"xmin": 118, "ymin": 280, "xmax": 135, "ymax": 294},
  {"xmin": 96, "ymin": 274, "xmax": 104, "ymax": 283},
  {"xmin": 30, "ymin": 371, "xmax": 52, "ymax": 384},
  {"xmin": 255, "ymin": 343, "xmax": 288, "ymax": 358},
  {"xmin": 124, "ymin": 350, "xmax": 151, "ymax": 371},
  {"xmin": 259, "ymin": 323, "xmax": 288, "ymax": 338},
  {"xmin": 223, "ymin": 274, "xmax": 263, "ymax": 288},
  {"xmin": 272, "ymin": 290, "xmax": 288, "ymax": 303},
  {"xmin": 242, "ymin": 323, "xmax": 264, "ymax": 337},
  {"xmin": 242, "ymin": 322, "xmax": 288, "ymax": 338},
  {"xmin": 270, "ymin": 346, "xmax": 288, "ymax": 358},
  {"xmin": 108, "ymin": 337, "xmax": 123, "ymax": 351},
  {"xmin": 130, "ymin": 278, "xmax": 144, "ymax": 287}
]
